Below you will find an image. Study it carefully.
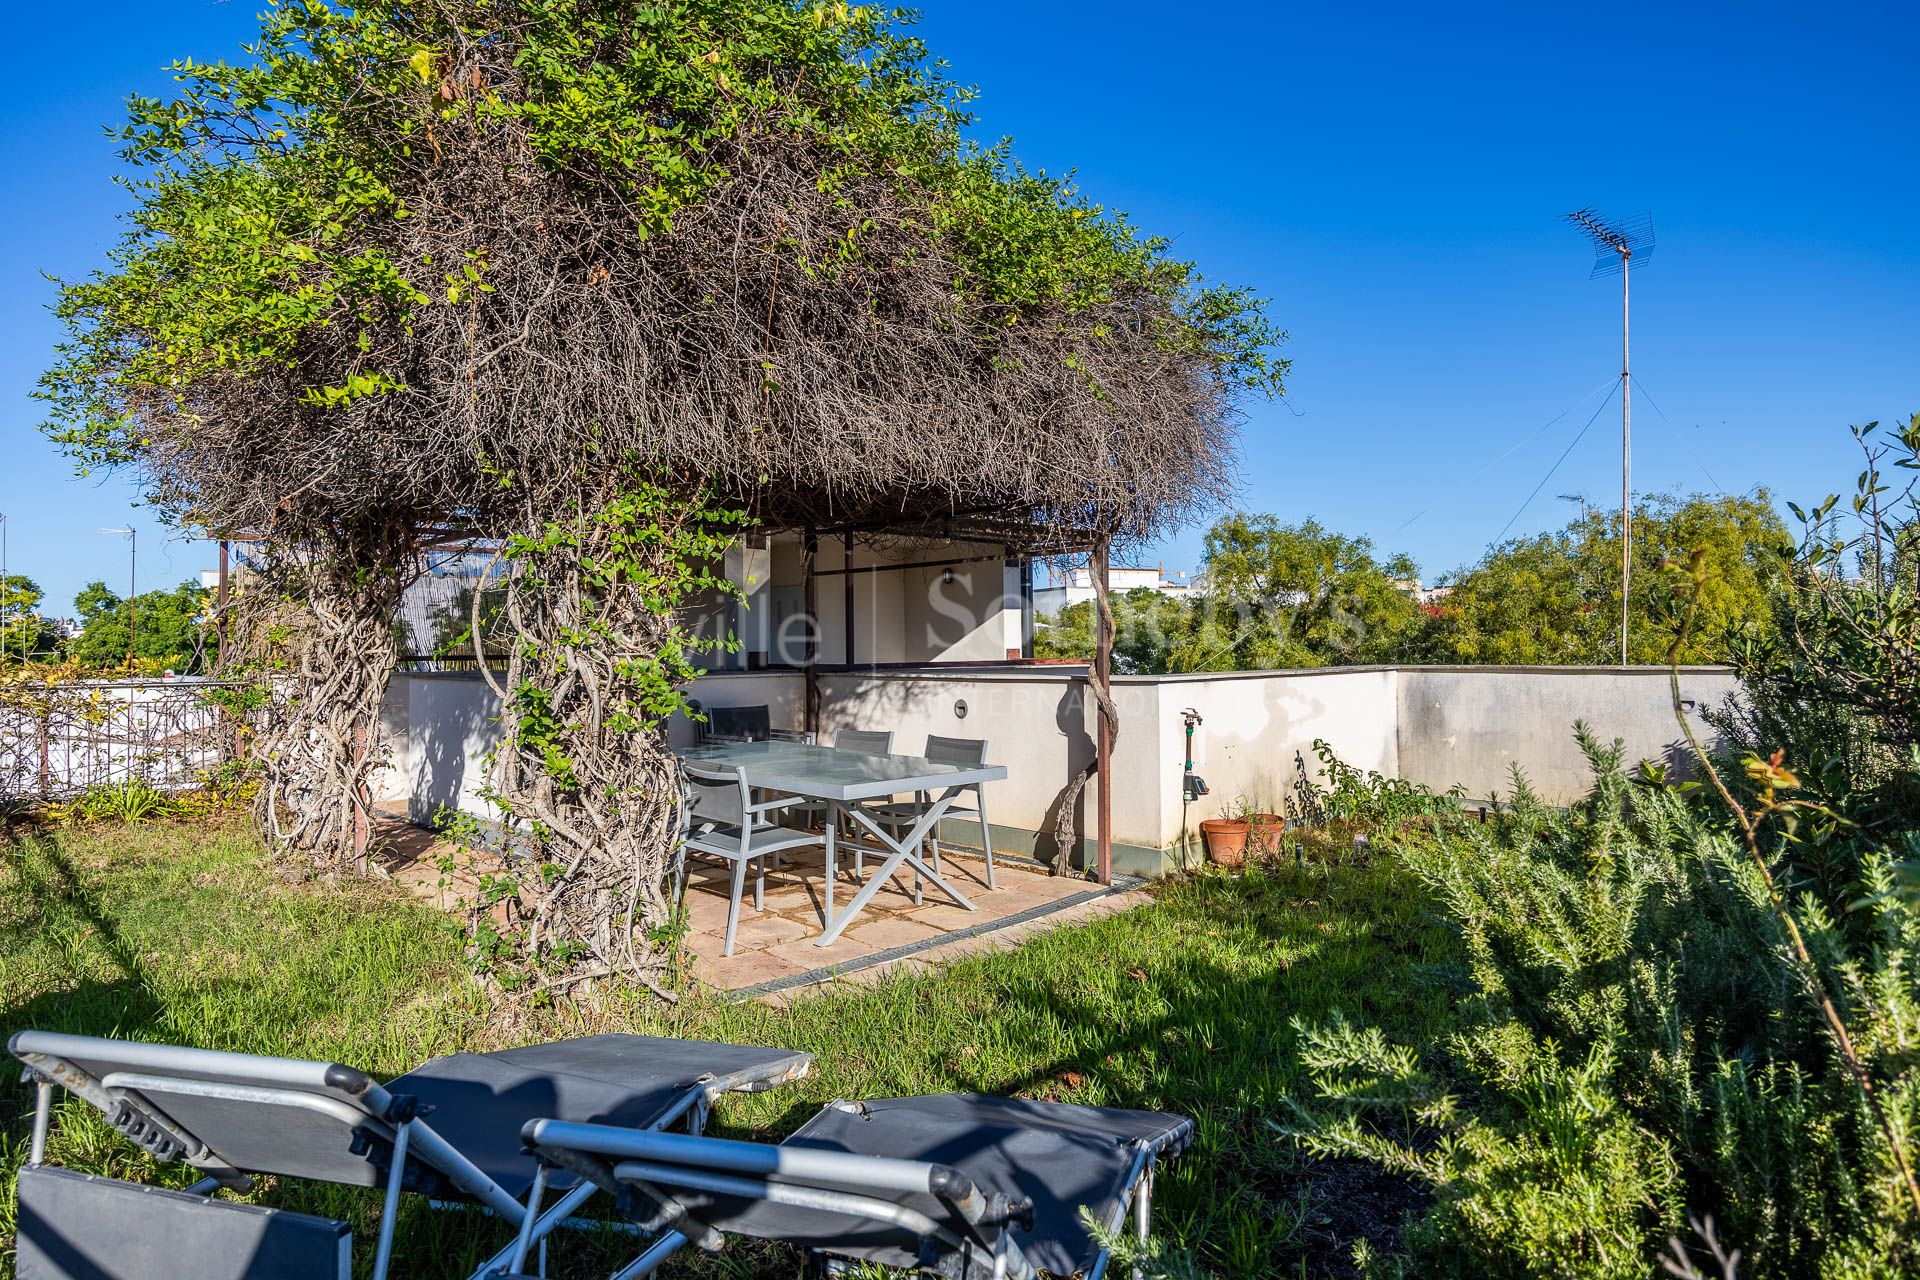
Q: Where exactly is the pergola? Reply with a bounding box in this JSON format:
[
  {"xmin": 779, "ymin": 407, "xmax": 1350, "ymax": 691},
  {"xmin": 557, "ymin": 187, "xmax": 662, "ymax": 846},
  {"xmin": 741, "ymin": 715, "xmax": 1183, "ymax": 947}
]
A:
[{"xmin": 211, "ymin": 506, "xmax": 1124, "ymax": 883}]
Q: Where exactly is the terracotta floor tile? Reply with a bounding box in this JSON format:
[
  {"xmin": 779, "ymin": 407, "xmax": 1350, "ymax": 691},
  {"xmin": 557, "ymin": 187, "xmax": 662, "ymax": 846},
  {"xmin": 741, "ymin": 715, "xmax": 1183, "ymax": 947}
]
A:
[
  {"xmin": 691, "ymin": 949, "xmax": 813, "ymax": 991},
  {"xmin": 901, "ymin": 901, "xmax": 994, "ymax": 931},
  {"xmin": 715, "ymin": 912, "xmax": 812, "ymax": 951},
  {"xmin": 837, "ymin": 915, "xmax": 946, "ymax": 949},
  {"xmin": 764, "ymin": 931, "xmax": 885, "ymax": 972}
]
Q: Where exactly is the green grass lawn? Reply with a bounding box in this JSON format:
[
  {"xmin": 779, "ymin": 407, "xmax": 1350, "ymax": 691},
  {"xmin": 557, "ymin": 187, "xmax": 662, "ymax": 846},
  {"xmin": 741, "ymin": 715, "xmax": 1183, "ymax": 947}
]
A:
[{"xmin": 0, "ymin": 818, "xmax": 1454, "ymax": 1278}]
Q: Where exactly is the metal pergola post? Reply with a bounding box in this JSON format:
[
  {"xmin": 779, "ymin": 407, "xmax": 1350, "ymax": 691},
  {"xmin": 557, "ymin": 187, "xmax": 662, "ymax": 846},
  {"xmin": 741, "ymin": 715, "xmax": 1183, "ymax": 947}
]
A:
[
  {"xmin": 843, "ymin": 531, "xmax": 856, "ymax": 668},
  {"xmin": 216, "ymin": 540, "xmax": 231, "ymax": 669},
  {"xmin": 802, "ymin": 527, "xmax": 820, "ymax": 735}
]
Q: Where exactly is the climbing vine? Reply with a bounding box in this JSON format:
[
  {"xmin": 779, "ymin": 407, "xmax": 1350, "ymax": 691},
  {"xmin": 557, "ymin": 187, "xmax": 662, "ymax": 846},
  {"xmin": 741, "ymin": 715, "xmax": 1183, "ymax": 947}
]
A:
[
  {"xmin": 469, "ymin": 477, "xmax": 746, "ymax": 993},
  {"xmin": 223, "ymin": 528, "xmax": 415, "ymax": 874}
]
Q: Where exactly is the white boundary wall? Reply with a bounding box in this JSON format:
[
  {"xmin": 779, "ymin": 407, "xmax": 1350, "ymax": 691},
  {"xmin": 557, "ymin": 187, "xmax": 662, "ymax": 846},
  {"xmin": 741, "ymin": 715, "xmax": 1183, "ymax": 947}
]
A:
[{"xmin": 378, "ymin": 664, "xmax": 1739, "ymax": 875}]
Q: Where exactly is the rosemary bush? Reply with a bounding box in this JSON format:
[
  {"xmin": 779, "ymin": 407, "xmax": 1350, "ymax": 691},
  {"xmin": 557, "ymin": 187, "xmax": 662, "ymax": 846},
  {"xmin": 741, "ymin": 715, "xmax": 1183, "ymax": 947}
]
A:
[{"xmin": 1289, "ymin": 728, "xmax": 1920, "ymax": 1278}]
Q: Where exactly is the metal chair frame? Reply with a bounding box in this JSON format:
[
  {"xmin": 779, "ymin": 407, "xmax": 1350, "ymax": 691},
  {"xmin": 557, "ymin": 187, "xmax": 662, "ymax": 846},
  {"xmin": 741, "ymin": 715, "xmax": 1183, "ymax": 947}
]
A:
[
  {"xmin": 11, "ymin": 1031, "xmax": 811, "ymax": 1280},
  {"xmin": 681, "ymin": 761, "xmax": 822, "ymax": 955},
  {"xmin": 862, "ymin": 735, "xmax": 997, "ymax": 891}
]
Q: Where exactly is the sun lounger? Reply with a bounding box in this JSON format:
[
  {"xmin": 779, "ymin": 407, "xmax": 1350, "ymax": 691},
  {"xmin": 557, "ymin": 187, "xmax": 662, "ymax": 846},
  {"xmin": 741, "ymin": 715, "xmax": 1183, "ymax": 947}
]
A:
[
  {"xmin": 9, "ymin": 1030, "xmax": 812, "ymax": 1280},
  {"xmin": 15, "ymin": 1165, "xmax": 354, "ymax": 1280},
  {"xmin": 520, "ymin": 1091, "xmax": 1193, "ymax": 1280}
]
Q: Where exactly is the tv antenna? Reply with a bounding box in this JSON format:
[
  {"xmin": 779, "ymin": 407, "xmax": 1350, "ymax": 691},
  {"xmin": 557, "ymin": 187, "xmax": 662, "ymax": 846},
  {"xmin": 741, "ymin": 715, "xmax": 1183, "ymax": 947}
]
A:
[{"xmin": 1564, "ymin": 209, "xmax": 1653, "ymax": 665}]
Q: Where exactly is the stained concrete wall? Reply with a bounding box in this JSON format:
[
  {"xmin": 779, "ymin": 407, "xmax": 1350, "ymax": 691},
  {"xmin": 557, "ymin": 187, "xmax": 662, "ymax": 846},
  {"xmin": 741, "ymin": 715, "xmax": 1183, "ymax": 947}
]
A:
[
  {"xmin": 1395, "ymin": 666, "xmax": 1738, "ymax": 802},
  {"xmin": 381, "ymin": 663, "xmax": 1739, "ymax": 874}
]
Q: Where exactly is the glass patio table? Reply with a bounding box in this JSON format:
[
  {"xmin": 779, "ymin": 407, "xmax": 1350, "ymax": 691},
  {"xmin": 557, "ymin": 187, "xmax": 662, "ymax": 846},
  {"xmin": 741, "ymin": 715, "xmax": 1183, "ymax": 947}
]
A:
[{"xmin": 678, "ymin": 740, "xmax": 1007, "ymax": 945}]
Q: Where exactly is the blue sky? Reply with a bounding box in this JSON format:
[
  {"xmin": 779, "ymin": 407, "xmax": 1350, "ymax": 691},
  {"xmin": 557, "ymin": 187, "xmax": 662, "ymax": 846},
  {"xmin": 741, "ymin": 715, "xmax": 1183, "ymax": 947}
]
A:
[{"xmin": 2, "ymin": 2, "xmax": 1915, "ymax": 613}]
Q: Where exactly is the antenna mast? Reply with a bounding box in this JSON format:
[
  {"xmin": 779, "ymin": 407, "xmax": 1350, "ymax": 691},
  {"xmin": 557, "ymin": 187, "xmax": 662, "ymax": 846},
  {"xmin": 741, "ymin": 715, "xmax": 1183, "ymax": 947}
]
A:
[{"xmin": 1565, "ymin": 209, "xmax": 1654, "ymax": 665}]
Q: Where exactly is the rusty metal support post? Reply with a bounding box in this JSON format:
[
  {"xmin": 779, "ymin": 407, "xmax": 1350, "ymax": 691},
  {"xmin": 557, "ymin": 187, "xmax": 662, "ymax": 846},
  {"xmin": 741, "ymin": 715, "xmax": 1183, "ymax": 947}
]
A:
[
  {"xmin": 1093, "ymin": 538, "xmax": 1113, "ymax": 885},
  {"xmin": 802, "ymin": 527, "xmax": 820, "ymax": 735}
]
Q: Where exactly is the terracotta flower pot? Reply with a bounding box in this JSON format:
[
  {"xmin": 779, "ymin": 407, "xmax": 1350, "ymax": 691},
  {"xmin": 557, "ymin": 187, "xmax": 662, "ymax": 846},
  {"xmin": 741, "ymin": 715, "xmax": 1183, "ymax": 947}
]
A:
[
  {"xmin": 1200, "ymin": 817, "xmax": 1250, "ymax": 868},
  {"xmin": 1247, "ymin": 812, "xmax": 1286, "ymax": 855}
]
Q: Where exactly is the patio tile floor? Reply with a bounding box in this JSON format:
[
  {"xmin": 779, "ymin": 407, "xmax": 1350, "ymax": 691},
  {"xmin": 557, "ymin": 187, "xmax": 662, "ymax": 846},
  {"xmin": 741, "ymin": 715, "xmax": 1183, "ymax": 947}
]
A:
[
  {"xmin": 373, "ymin": 806, "xmax": 1138, "ymax": 998},
  {"xmin": 675, "ymin": 842, "xmax": 1106, "ymax": 994}
]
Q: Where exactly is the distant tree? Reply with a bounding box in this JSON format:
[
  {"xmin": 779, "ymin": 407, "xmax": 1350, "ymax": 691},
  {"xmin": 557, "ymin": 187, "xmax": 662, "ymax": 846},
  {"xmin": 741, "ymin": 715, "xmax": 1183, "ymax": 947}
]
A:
[
  {"xmin": 1428, "ymin": 491, "xmax": 1789, "ymax": 665},
  {"xmin": 1199, "ymin": 514, "xmax": 1426, "ymax": 667},
  {"xmin": 1041, "ymin": 496, "xmax": 1786, "ymax": 673},
  {"xmin": 0, "ymin": 575, "xmax": 63, "ymax": 664},
  {"xmin": 1035, "ymin": 588, "xmax": 1235, "ymax": 673},
  {"xmin": 1037, "ymin": 515, "xmax": 1426, "ymax": 672},
  {"xmin": 67, "ymin": 578, "xmax": 211, "ymax": 672}
]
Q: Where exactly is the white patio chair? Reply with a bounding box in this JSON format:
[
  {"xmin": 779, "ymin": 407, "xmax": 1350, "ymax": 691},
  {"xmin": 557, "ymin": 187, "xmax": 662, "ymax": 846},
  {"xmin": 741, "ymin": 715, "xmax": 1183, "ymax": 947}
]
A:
[
  {"xmin": 865, "ymin": 734, "xmax": 997, "ymax": 890},
  {"xmin": 680, "ymin": 761, "xmax": 822, "ymax": 956}
]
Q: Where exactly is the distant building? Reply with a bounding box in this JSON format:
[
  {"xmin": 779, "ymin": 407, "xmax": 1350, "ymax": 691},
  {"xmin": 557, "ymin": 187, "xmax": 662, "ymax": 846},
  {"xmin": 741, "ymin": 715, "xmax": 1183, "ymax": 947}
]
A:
[
  {"xmin": 1031, "ymin": 565, "xmax": 1198, "ymax": 617},
  {"xmin": 1391, "ymin": 578, "xmax": 1452, "ymax": 606}
]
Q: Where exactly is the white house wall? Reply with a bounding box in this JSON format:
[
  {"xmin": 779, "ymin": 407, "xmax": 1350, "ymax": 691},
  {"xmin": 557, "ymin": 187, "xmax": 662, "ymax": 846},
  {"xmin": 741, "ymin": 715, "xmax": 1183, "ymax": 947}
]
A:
[
  {"xmin": 382, "ymin": 664, "xmax": 1742, "ymax": 876},
  {"xmin": 762, "ymin": 536, "xmax": 1013, "ymax": 666}
]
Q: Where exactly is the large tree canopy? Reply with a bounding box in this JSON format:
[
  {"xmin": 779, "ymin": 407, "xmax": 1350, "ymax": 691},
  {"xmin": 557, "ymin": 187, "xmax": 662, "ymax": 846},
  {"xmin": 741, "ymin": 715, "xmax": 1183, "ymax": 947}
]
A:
[
  {"xmin": 1428, "ymin": 492, "xmax": 1789, "ymax": 666},
  {"xmin": 69, "ymin": 579, "xmax": 212, "ymax": 673},
  {"xmin": 39, "ymin": 0, "xmax": 1281, "ymax": 991},
  {"xmin": 43, "ymin": 0, "xmax": 1282, "ymax": 547},
  {"xmin": 1037, "ymin": 496, "xmax": 1789, "ymax": 674}
]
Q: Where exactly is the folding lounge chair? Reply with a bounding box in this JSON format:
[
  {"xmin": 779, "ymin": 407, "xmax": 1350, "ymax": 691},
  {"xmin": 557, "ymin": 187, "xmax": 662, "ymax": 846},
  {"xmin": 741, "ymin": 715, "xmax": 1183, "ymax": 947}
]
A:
[
  {"xmin": 521, "ymin": 1092, "xmax": 1193, "ymax": 1280},
  {"xmin": 10, "ymin": 1030, "xmax": 812, "ymax": 1280}
]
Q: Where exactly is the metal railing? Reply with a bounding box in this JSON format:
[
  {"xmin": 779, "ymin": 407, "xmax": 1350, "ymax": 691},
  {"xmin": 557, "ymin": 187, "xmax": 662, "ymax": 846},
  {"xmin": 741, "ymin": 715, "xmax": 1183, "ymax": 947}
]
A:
[{"xmin": 0, "ymin": 678, "xmax": 243, "ymax": 802}]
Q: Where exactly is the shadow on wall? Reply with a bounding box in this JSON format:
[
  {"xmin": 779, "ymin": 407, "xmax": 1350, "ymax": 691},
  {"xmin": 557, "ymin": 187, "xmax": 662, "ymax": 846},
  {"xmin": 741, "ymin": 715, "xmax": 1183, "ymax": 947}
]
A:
[
  {"xmin": 406, "ymin": 677, "xmax": 506, "ymax": 830},
  {"xmin": 1174, "ymin": 673, "xmax": 1396, "ymax": 815},
  {"xmin": 818, "ymin": 672, "xmax": 1095, "ymax": 872}
]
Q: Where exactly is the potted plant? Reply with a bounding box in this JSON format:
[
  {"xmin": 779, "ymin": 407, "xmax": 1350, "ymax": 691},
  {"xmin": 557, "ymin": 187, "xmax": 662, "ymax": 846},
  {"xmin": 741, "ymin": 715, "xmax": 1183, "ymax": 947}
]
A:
[
  {"xmin": 1247, "ymin": 809, "xmax": 1286, "ymax": 856},
  {"xmin": 1199, "ymin": 811, "xmax": 1250, "ymax": 868}
]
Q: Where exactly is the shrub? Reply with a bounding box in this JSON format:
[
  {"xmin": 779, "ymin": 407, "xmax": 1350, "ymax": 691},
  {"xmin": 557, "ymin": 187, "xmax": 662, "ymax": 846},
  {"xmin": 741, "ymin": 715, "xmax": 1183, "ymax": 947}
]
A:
[
  {"xmin": 1287, "ymin": 729, "xmax": 1920, "ymax": 1278},
  {"xmin": 1290, "ymin": 738, "xmax": 1464, "ymax": 827},
  {"xmin": 60, "ymin": 779, "xmax": 172, "ymax": 824}
]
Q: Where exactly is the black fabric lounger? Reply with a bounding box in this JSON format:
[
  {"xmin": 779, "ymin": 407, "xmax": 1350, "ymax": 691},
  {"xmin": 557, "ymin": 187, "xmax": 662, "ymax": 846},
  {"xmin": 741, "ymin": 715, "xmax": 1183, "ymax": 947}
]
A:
[
  {"xmin": 9, "ymin": 1030, "xmax": 812, "ymax": 1280},
  {"xmin": 15, "ymin": 1164, "xmax": 352, "ymax": 1280},
  {"xmin": 521, "ymin": 1092, "xmax": 1194, "ymax": 1280},
  {"xmin": 387, "ymin": 1034, "xmax": 813, "ymax": 1201},
  {"xmin": 785, "ymin": 1093, "xmax": 1193, "ymax": 1277}
]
